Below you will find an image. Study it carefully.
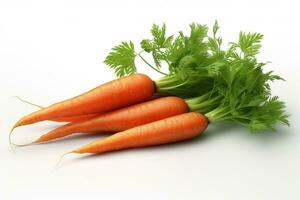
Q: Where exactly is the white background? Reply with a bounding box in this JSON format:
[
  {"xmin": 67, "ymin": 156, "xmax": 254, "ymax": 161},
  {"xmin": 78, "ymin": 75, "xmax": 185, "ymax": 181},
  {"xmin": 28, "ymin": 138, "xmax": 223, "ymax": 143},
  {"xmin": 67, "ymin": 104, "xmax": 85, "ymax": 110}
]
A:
[{"xmin": 0, "ymin": 0, "xmax": 299, "ymax": 199}]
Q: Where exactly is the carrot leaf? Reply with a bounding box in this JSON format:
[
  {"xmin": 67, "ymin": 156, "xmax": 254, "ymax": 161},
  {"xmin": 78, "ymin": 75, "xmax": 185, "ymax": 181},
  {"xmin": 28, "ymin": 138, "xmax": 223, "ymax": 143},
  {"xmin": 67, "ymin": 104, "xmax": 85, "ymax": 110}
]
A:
[
  {"xmin": 204, "ymin": 32, "xmax": 289, "ymax": 131},
  {"xmin": 103, "ymin": 22, "xmax": 289, "ymax": 131},
  {"xmin": 140, "ymin": 23, "xmax": 173, "ymax": 69},
  {"xmin": 104, "ymin": 41, "xmax": 137, "ymax": 77}
]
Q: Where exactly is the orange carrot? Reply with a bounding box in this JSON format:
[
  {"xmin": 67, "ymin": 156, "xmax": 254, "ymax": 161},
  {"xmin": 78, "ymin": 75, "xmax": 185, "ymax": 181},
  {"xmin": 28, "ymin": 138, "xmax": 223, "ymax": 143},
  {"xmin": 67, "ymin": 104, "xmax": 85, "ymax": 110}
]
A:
[
  {"xmin": 51, "ymin": 95, "xmax": 159, "ymax": 123},
  {"xmin": 67, "ymin": 112, "xmax": 208, "ymax": 155},
  {"xmin": 13, "ymin": 73, "xmax": 154, "ymax": 128},
  {"xmin": 34, "ymin": 97, "xmax": 188, "ymax": 143},
  {"xmin": 14, "ymin": 96, "xmax": 101, "ymax": 123}
]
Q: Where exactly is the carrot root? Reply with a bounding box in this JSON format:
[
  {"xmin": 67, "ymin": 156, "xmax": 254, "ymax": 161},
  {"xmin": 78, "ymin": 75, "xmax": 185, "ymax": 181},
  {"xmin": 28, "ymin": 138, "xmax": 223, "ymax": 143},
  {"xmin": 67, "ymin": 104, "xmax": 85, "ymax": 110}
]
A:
[
  {"xmin": 13, "ymin": 96, "xmax": 101, "ymax": 123},
  {"xmin": 13, "ymin": 96, "xmax": 44, "ymax": 109},
  {"xmin": 13, "ymin": 73, "xmax": 155, "ymax": 127},
  {"xmin": 55, "ymin": 151, "xmax": 73, "ymax": 168},
  {"xmin": 9, "ymin": 127, "xmax": 16, "ymax": 146},
  {"xmin": 9, "ymin": 125, "xmax": 38, "ymax": 147},
  {"xmin": 9, "ymin": 126, "xmax": 36, "ymax": 147},
  {"xmin": 33, "ymin": 96, "xmax": 188, "ymax": 144},
  {"xmin": 70, "ymin": 112, "xmax": 208, "ymax": 155},
  {"xmin": 10, "ymin": 141, "xmax": 35, "ymax": 147}
]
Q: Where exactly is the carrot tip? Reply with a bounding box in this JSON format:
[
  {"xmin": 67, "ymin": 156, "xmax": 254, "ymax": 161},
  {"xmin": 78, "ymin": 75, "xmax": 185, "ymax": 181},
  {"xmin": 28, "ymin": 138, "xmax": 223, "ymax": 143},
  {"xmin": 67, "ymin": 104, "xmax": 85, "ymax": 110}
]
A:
[
  {"xmin": 55, "ymin": 151, "xmax": 73, "ymax": 168},
  {"xmin": 9, "ymin": 125, "xmax": 38, "ymax": 147},
  {"xmin": 12, "ymin": 96, "xmax": 44, "ymax": 109},
  {"xmin": 10, "ymin": 141, "xmax": 36, "ymax": 147},
  {"xmin": 9, "ymin": 126, "xmax": 16, "ymax": 146}
]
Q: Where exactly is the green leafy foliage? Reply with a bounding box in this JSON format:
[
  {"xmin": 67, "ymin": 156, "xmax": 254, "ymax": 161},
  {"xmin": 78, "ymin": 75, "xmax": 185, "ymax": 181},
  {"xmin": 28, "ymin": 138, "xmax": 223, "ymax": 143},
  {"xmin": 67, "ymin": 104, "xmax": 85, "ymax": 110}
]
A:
[
  {"xmin": 208, "ymin": 21, "xmax": 223, "ymax": 56},
  {"xmin": 140, "ymin": 23, "xmax": 173, "ymax": 69},
  {"xmin": 104, "ymin": 22, "xmax": 224, "ymax": 79},
  {"xmin": 103, "ymin": 22, "xmax": 289, "ymax": 132},
  {"xmin": 150, "ymin": 22, "xmax": 227, "ymax": 98},
  {"xmin": 163, "ymin": 23, "xmax": 210, "ymax": 73},
  {"xmin": 205, "ymin": 32, "xmax": 289, "ymax": 131},
  {"xmin": 229, "ymin": 32, "xmax": 263, "ymax": 58},
  {"xmin": 247, "ymin": 97, "xmax": 289, "ymax": 131},
  {"xmin": 104, "ymin": 41, "xmax": 136, "ymax": 77}
]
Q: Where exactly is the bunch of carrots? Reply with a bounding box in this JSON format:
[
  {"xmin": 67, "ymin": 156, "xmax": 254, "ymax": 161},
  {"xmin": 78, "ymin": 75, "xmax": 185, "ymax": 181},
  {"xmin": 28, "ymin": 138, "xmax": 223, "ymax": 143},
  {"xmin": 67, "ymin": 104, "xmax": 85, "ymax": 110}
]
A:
[{"xmin": 10, "ymin": 22, "xmax": 289, "ymax": 157}]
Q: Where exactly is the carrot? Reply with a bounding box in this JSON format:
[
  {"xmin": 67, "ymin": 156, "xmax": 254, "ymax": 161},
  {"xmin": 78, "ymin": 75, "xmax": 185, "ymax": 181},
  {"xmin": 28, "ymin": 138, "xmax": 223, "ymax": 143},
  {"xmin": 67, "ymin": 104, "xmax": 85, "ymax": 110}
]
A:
[
  {"xmin": 29, "ymin": 91, "xmax": 220, "ymax": 144},
  {"xmin": 30, "ymin": 92, "xmax": 220, "ymax": 144},
  {"xmin": 51, "ymin": 95, "xmax": 159, "ymax": 123},
  {"xmin": 13, "ymin": 73, "xmax": 154, "ymax": 128},
  {"xmin": 68, "ymin": 112, "xmax": 208, "ymax": 155},
  {"xmin": 33, "ymin": 97, "xmax": 188, "ymax": 143},
  {"xmin": 14, "ymin": 96, "xmax": 101, "ymax": 123}
]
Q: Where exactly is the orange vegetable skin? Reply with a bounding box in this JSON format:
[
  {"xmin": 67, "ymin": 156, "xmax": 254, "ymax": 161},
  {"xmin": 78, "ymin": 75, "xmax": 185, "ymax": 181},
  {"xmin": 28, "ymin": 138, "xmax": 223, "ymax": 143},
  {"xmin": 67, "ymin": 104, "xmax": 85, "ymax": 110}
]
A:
[
  {"xmin": 51, "ymin": 96, "xmax": 160, "ymax": 123},
  {"xmin": 52, "ymin": 113, "xmax": 100, "ymax": 123},
  {"xmin": 35, "ymin": 97, "xmax": 188, "ymax": 143},
  {"xmin": 71, "ymin": 112, "xmax": 208, "ymax": 154},
  {"xmin": 13, "ymin": 74, "xmax": 154, "ymax": 127}
]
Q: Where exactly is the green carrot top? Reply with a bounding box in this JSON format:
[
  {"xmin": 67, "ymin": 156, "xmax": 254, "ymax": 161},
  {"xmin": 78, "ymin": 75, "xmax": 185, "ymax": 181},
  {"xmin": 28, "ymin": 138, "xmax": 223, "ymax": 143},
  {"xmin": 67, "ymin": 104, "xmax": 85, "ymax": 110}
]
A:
[{"xmin": 104, "ymin": 21, "xmax": 289, "ymax": 132}]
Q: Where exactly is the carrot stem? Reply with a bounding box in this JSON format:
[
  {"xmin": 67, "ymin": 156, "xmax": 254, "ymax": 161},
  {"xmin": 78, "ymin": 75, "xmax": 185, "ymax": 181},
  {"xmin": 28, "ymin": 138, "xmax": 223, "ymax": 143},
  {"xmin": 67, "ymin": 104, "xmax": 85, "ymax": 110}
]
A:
[{"xmin": 137, "ymin": 53, "xmax": 167, "ymax": 76}]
